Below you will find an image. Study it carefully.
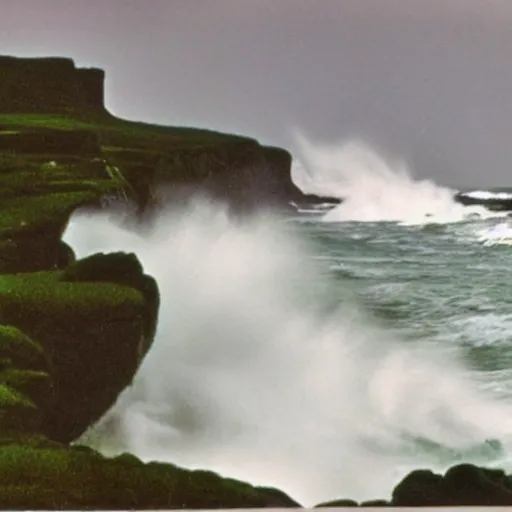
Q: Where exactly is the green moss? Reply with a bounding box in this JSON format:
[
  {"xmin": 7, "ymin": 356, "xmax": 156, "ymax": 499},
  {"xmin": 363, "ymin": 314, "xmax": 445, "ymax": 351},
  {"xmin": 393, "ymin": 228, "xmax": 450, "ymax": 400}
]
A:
[
  {"xmin": 0, "ymin": 369, "xmax": 54, "ymax": 410},
  {"xmin": 61, "ymin": 252, "xmax": 160, "ymax": 340},
  {"xmin": 0, "ymin": 383, "xmax": 34, "ymax": 408},
  {"xmin": 0, "ymin": 325, "xmax": 49, "ymax": 372},
  {"xmin": 0, "ymin": 265, "xmax": 158, "ymax": 442},
  {"xmin": 0, "ymin": 443, "xmax": 299, "ymax": 508},
  {"xmin": 0, "ymin": 191, "xmax": 97, "ymax": 235},
  {"xmin": 0, "ymin": 271, "xmax": 145, "ymax": 342},
  {"xmin": 0, "ymin": 112, "xmax": 252, "ymax": 149},
  {"xmin": 0, "ymin": 114, "xmax": 97, "ymax": 131},
  {"xmin": 315, "ymin": 498, "xmax": 359, "ymax": 507},
  {"xmin": 0, "ymin": 326, "xmax": 55, "ymax": 438},
  {"xmin": 0, "ymin": 383, "xmax": 39, "ymax": 435}
]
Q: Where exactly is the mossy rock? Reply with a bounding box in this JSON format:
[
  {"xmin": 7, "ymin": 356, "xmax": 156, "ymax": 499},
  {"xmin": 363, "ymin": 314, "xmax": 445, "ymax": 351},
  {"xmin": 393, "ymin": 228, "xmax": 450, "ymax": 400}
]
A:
[
  {"xmin": 61, "ymin": 251, "xmax": 143, "ymax": 284},
  {"xmin": 60, "ymin": 251, "xmax": 160, "ymax": 340},
  {"xmin": 0, "ymin": 325, "xmax": 50, "ymax": 372},
  {"xmin": 0, "ymin": 326, "xmax": 55, "ymax": 438},
  {"xmin": 314, "ymin": 498, "xmax": 359, "ymax": 507},
  {"xmin": 0, "ymin": 260, "xmax": 159, "ymax": 443},
  {"xmin": 55, "ymin": 240, "xmax": 76, "ymax": 269},
  {"xmin": 360, "ymin": 498, "xmax": 390, "ymax": 507},
  {"xmin": 0, "ymin": 384, "xmax": 39, "ymax": 436},
  {"xmin": 0, "ymin": 369, "xmax": 54, "ymax": 412},
  {"xmin": 0, "ymin": 443, "xmax": 299, "ymax": 509}
]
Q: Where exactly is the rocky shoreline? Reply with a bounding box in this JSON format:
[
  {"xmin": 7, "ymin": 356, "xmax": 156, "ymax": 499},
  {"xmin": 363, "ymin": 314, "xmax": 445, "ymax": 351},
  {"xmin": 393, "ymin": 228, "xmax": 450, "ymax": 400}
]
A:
[{"xmin": 0, "ymin": 54, "xmax": 511, "ymax": 508}]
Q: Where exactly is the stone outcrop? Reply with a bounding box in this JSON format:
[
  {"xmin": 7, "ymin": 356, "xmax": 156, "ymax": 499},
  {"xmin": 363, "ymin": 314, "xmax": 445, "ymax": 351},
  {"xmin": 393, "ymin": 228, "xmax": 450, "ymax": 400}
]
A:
[
  {"xmin": 0, "ymin": 56, "xmax": 105, "ymax": 113},
  {"xmin": 454, "ymin": 190, "xmax": 512, "ymax": 211}
]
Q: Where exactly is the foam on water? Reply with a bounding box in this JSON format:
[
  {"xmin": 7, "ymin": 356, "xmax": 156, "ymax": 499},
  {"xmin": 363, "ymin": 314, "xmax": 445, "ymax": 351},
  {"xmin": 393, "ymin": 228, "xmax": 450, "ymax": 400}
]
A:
[
  {"xmin": 291, "ymin": 135, "xmax": 504, "ymax": 225},
  {"xmin": 63, "ymin": 200, "xmax": 512, "ymax": 506},
  {"xmin": 464, "ymin": 190, "xmax": 512, "ymax": 201},
  {"xmin": 477, "ymin": 221, "xmax": 512, "ymax": 246}
]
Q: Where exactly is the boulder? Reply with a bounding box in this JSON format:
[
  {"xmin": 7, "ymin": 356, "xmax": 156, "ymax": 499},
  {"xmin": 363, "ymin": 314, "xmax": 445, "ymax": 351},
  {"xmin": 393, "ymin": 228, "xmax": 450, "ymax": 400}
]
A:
[{"xmin": 0, "ymin": 252, "xmax": 159, "ymax": 443}]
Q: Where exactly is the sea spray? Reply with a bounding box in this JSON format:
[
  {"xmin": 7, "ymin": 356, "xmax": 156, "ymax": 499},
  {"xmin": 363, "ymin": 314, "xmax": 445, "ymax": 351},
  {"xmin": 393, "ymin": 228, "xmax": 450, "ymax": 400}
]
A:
[
  {"xmin": 292, "ymin": 134, "xmax": 504, "ymax": 225},
  {"xmin": 63, "ymin": 198, "xmax": 512, "ymax": 505}
]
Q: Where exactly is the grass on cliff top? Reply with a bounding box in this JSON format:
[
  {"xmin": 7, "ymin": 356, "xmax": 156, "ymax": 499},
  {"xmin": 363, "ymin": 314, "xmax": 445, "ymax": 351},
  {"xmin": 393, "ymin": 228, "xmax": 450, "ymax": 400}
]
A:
[
  {"xmin": 0, "ymin": 191, "xmax": 99, "ymax": 236},
  {"xmin": 0, "ymin": 270, "xmax": 144, "ymax": 324},
  {"xmin": 0, "ymin": 112, "xmax": 253, "ymax": 151}
]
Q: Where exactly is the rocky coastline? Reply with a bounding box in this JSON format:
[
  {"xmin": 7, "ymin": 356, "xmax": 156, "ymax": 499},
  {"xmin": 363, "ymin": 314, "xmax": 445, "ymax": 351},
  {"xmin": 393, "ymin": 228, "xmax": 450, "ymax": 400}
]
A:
[{"xmin": 0, "ymin": 54, "xmax": 510, "ymax": 508}]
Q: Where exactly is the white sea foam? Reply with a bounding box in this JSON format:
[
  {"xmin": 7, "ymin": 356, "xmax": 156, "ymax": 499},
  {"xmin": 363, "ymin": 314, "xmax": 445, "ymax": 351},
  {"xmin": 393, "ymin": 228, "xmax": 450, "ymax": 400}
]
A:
[
  {"xmin": 291, "ymin": 135, "xmax": 505, "ymax": 225},
  {"xmin": 464, "ymin": 190, "xmax": 512, "ymax": 201},
  {"xmin": 63, "ymin": 199, "xmax": 512, "ymax": 506}
]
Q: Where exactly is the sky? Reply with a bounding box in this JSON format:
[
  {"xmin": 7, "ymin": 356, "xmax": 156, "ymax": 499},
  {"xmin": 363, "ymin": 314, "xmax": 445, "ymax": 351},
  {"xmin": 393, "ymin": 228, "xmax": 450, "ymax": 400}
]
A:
[{"xmin": 1, "ymin": 0, "xmax": 512, "ymax": 188}]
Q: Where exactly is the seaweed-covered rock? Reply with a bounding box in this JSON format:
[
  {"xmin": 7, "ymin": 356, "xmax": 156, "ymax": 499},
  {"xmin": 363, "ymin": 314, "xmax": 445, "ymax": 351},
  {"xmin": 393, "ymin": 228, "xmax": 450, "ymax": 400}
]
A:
[{"xmin": 0, "ymin": 443, "xmax": 299, "ymax": 509}]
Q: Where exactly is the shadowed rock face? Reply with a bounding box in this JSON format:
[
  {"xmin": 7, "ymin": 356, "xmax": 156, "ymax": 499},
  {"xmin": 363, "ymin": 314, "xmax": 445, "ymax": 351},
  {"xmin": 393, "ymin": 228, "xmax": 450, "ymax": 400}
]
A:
[
  {"xmin": 391, "ymin": 463, "xmax": 512, "ymax": 506},
  {"xmin": 454, "ymin": 191, "xmax": 512, "ymax": 211}
]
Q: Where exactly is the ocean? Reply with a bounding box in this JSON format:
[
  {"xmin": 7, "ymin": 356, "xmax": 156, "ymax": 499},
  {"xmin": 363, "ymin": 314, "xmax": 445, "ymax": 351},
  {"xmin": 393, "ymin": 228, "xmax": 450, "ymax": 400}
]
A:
[{"xmin": 62, "ymin": 140, "xmax": 512, "ymax": 507}]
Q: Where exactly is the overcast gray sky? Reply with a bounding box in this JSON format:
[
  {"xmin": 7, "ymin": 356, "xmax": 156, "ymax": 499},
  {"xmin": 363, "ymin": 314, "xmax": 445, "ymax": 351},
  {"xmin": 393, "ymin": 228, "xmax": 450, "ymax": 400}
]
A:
[{"xmin": 1, "ymin": 0, "xmax": 512, "ymax": 187}]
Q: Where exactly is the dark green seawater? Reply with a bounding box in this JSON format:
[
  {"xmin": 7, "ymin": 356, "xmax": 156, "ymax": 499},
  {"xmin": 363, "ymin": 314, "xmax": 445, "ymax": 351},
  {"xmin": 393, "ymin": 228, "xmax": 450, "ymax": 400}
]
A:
[{"xmin": 294, "ymin": 213, "xmax": 512, "ymax": 384}]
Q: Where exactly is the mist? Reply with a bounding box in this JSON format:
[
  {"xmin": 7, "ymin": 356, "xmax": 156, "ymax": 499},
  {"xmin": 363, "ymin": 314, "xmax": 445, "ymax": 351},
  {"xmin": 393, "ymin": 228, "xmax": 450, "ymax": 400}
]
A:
[{"xmin": 63, "ymin": 196, "xmax": 512, "ymax": 505}]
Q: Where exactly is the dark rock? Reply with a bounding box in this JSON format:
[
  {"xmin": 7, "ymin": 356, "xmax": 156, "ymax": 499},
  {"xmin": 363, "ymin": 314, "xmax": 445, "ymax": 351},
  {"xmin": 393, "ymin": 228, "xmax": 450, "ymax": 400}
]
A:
[
  {"xmin": 0, "ymin": 55, "xmax": 105, "ymax": 113},
  {"xmin": 392, "ymin": 469, "xmax": 444, "ymax": 506},
  {"xmin": 315, "ymin": 498, "xmax": 359, "ymax": 507},
  {"xmin": 392, "ymin": 464, "xmax": 512, "ymax": 507},
  {"xmin": 360, "ymin": 499, "xmax": 390, "ymax": 507},
  {"xmin": 256, "ymin": 486, "xmax": 302, "ymax": 507},
  {"xmin": 55, "ymin": 240, "xmax": 76, "ymax": 269},
  {"xmin": 442, "ymin": 463, "xmax": 512, "ymax": 506},
  {"xmin": 61, "ymin": 251, "xmax": 144, "ymax": 284},
  {"xmin": 454, "ymin": 191, "xmax": 512, "ymax": 211}
]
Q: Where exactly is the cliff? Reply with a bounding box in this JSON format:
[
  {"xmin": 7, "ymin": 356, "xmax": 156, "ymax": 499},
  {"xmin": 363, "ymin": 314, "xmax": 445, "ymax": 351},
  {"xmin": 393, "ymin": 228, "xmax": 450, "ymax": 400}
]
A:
[
  {"xmin": 0, "ymin": 56, "xmax": 105, "ymax": 113},
  {"xmin": 0, "ymin": 55, "xmax": 306, "ymax": 508},
  {"xmin": 2, "ymin": 55, "xmax": 507, "ymax": 509},
  {"xmin": 0, "ymin": 55, "xmax": 304, "ymax": 215}
]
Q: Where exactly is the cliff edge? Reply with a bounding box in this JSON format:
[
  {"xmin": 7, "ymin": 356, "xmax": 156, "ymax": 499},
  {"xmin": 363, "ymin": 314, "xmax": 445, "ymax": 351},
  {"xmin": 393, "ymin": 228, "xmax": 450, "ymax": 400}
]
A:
[{"xmin": 0, "ymin": 55, "xmax": 304, "ymax": 214}]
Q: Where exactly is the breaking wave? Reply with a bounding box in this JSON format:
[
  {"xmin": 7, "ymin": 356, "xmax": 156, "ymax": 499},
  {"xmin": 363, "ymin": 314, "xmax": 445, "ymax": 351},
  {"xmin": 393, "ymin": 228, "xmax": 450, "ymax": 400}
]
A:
[
  {"xmin": 291, "ymin": 135, "xmax": 504, "ymax": 225},
  {"xmin": 62, "ymin": 199, "xmax": 512, "ymax": 505}
]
